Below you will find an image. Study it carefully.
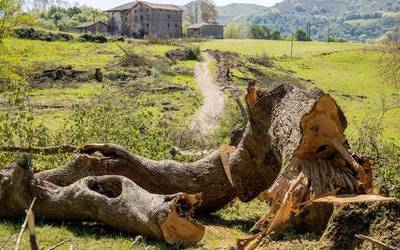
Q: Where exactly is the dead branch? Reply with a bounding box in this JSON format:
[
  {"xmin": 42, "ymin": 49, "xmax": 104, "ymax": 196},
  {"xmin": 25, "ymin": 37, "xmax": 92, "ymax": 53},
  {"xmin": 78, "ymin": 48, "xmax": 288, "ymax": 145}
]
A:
[
  {"xmin": 355, "ymin": 234, "xmax": 396, "ymax": 250},
  {"xmin": 0, "ymin": 145, "xmax": 79, "ymax": 155},
  {"xmin": 27, "ymin": 210, "xmax": 39, "ymax": 250},
  {"xmin": 48, "ymin": 239, "xmax": 71, "ymax": 250},
  {"xmin": 14, "ymin": 198, "xmax": 36, "ymax": 250}
]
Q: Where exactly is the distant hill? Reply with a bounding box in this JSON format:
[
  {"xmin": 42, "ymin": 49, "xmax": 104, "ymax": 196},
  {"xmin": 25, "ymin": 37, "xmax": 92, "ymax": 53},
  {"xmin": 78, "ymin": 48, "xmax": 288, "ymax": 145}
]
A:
[
  {"xmin": 274, "ymin": 0, "xmax": 398, "ymax": 16},
  {"xmin": 243, "ymin": 0, "xmax": 400, "ymax": 42},
  {"xmin": 181, "ymin": 0, "xmax": 400, "ymax": 42},
  {"xmin": 217, "ymin": 3, "xmax": 267, "ymax": 24}
]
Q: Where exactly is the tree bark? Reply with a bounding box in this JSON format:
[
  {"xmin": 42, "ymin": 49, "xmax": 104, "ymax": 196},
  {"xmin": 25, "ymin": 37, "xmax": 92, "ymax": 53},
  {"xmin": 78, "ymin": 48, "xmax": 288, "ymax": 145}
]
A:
[
  {"xmin": 234, "ymin": 85, "xmax": 374, "ymax": 249},
  {"xmin": 36, "ymin": 145, "xmax": 237, "ymax": 213},
  {"xmin": 0, "ymin": 163, "xmax": 205, "ymax": 245}
]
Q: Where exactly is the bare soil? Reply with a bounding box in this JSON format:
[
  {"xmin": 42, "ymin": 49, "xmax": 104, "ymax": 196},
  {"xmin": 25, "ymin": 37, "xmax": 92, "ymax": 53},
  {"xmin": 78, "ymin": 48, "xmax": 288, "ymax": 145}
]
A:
[{"xmin": 189, "ymin": 53, "xmax": 225, "ymax": 138}]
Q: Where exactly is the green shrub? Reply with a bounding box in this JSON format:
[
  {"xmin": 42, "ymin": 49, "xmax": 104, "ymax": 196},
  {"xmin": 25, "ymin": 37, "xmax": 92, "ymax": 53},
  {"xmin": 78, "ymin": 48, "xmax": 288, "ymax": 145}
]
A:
[
  {"xmin": 351, "ymin": 116, "xmax": 400, "ymax": 198},
  {"xmin": 77, "ymin": 33, "xmax": 108, "ymax": 43},
  {"xmin": 249, "ymin": 53, "xmax": 273, "ymax": 67},
  {"xmin": 166, "ymin": 46, "xmax": 201, "ymax": 61},
  {"xmin": 13, "ymin": 27, "xmax": 73, "ymax": 41}
]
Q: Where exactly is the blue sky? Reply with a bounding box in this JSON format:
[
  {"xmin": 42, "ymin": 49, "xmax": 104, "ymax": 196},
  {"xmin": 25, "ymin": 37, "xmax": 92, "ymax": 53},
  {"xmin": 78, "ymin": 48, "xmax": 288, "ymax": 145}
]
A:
[{"xmin": 69, "ymin": 0, "xmax": 283, "ymax": 10}]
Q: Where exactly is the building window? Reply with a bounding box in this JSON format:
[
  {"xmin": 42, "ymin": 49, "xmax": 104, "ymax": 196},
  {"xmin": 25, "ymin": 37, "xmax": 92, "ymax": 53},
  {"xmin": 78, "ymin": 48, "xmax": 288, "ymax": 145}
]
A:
[
  {"xmin": 175, "ymin": 24, "xmax": 178, "ymax": 28},
  {"xmin": 168, "ymin": 23, "xmax": 170, "ymax": 28},
  {"xmin": 147, "ymin": 23, "xmax": 149, "ymax": 27},
  {"xmin": 167, "ymin": 15, "xmax": 170, "ymax": 19},
  {"xmin": 141, "ymin": 16, "xmax": 143, "ymax": 20}
]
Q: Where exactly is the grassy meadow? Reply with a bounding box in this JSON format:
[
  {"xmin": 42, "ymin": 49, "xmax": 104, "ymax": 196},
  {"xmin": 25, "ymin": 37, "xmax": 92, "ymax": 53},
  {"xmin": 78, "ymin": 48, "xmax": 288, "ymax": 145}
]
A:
[{"xmin": 0, "ymin": 37, "xmax": 398, "ymax": 249}]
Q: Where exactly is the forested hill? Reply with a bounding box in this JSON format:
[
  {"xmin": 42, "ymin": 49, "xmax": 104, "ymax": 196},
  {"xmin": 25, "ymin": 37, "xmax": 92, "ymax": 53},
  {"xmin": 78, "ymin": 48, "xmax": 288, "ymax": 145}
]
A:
[
  {"xmin": 214, "ymin": 0, "xmax": 400, "ymax": 42},
  {"xmin": 274, "ymin": 0, "xmax": 399, "ymax": 16}
]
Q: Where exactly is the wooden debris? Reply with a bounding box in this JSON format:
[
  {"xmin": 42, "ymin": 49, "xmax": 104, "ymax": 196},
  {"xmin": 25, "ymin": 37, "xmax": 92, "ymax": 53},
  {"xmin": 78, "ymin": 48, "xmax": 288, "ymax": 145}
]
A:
[{"xmin": 14, "ymin": 198, "xmax": 36, "ymax": 250}]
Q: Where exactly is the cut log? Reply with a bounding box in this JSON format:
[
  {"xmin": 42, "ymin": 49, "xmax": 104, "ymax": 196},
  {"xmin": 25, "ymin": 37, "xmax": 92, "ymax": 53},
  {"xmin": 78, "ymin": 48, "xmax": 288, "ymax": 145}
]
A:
[{"xmin": 0, "ymin": 163, "xmax": 205, "ymax": 245}]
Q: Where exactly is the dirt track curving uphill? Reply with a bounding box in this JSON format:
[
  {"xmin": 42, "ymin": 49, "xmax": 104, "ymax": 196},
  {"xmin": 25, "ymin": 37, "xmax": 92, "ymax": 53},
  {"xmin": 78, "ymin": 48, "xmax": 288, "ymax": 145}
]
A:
[{"xmin": 189, "ymin": 53, "xmax": 225, "ymax": 137}]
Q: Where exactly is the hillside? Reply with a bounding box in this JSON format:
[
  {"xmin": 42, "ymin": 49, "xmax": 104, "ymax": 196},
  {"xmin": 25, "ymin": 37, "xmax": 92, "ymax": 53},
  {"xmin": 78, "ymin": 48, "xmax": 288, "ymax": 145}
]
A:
[
  {"xmin": 215, "ymin": 0, "xmax": 400, "ymax": 42},
  {"xmin": 274, "ymin": 0, "xmax": 399, "ymax": 16},
  {"xmin": 217, "ymin": 3, "xmax": 267, "ymax": 24}
]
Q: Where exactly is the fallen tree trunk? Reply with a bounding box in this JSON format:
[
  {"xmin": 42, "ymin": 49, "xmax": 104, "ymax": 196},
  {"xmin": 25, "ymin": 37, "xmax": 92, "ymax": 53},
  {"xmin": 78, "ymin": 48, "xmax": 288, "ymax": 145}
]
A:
[
  {"xmin": 0, "ymin": 163, "xmax": 205, "ymax": 245},
  {"xmin": 1, "ymin": 84, "xmax": 375, "ymax": 244},
  {"xmin": 36, "ymin": 146, "xmax": 237, "ymax": 213}
]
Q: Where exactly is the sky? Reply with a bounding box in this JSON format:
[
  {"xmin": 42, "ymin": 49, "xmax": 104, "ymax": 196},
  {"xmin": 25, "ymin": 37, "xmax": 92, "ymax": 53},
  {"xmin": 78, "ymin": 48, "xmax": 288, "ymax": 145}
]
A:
[{"xmin": 68, "ymin": 0, "xmax": 283, "ymax": 10}]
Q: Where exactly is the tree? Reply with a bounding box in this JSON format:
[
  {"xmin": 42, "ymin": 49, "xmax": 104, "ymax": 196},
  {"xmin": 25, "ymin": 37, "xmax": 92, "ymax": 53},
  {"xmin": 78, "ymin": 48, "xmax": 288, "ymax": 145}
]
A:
[
  {"xmin": 1, "ymin": 84, "xmax": 392, "ymax": 248},
  {"xmin": 0, "ymin": 0, "xmax": 23, "ymax": 43},
  {"xmin": 249, "ymin": 24, "xmax": 271, "ymax": 39},
  {"xmin": 295, "ymin": 29, "xmax": 310, "ymax": 41},
  {"xmin": 184, "ymin": 1, "xmax": 197, "ymax": 24},
  {"xmin": 198, "ymin": 0, "xmax": 218, "ymax": 23},
  {"xmin": 224, "ymin": 23, "xmax": 242, "ymax": 39},
  {"xmin": 271, "ymin": 29, "xmax": 281, "ymax": 40}
]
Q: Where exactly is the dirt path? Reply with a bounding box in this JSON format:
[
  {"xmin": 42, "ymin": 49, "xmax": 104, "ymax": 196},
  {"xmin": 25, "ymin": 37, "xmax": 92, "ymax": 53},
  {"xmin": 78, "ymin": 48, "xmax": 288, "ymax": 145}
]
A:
[{"xmin": 189, "ymin": 53, "xmax": 225, "ymax": 137}]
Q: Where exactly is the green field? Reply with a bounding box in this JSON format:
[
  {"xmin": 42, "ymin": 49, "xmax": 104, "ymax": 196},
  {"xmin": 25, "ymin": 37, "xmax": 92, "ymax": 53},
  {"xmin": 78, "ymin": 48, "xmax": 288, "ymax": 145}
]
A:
[
  {"xmin": 0, "ymin": 37, "xmax": 398, "ymax": 249},
  {"xmin": 195, "ymin": 39, "xmax": 364, "ymax": 57}
]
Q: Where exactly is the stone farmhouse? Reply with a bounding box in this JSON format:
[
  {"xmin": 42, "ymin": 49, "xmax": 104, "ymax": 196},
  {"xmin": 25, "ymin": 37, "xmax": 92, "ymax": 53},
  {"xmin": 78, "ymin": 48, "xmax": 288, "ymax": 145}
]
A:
[
  {"xmin": 76, "ymin": 21, "xmax": 109, "ymax": 34},
  {"xmin": 188, "ymin": 23, "xmax": 224, "ymax": 39},
  {"xmin": 105, "ymin": 1, "xmax": 183, "ymax": 38}
]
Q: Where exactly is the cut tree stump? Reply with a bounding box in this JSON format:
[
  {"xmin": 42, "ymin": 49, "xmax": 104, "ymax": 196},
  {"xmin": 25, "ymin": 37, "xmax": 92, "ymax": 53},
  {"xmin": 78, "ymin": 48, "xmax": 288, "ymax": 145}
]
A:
[
  {"xmin": 297, "ymin": 195, "xmax": 399, "ymax": 250},
  {"xmin": 0, "ymin": 163, "xmax": 205, "ymax": 245}
]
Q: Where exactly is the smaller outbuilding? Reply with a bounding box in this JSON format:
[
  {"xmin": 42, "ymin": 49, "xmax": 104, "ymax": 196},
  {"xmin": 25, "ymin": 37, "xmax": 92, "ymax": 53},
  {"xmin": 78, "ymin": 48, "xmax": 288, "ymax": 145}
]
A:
[
  {"xmin": 76, "ymin": 21, "xmax": 109, "ymax": 34},
  {"xmin": 187, "ymin": 23, "xmax": 224, "ymax": 39}
]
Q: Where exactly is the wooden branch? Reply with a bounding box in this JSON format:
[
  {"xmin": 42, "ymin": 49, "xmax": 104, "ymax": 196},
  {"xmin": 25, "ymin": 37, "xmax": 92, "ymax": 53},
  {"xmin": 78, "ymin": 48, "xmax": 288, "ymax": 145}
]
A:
[
  {"xmin": 27, "ymin": 210, "xmax": 39, "ymax": 250},
  {"xmin": 14, "ymin": 198, "xmax": 36, "ymax": 250},
  {"xmin": 355, "ymin": 234, "xmax": 396, "ymax": 250},
  {"xmin": 0, "ymin": 145, "xmax": 79, "ymax": 155},
  {"xmin": 48, "ymin": 239, "xmax": 71, "ymax": 250},
  {"xmin": 330, "ymin": 138, "xmax": 363, "ymax": 173},
  {"xmin": 234, "ymin": 97, "xmax": 248, "ymax": 123}
]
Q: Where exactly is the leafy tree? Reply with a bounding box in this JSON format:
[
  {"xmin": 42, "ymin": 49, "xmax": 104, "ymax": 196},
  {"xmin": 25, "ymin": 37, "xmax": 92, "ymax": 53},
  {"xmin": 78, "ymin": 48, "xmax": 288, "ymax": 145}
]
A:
[
  {"xmin": 249, "ymin": 24, "xmax": 271, "ymax": 40},
  {"xmin": 0, "ymin": 0, "xmax": 23, "ymax": 43},
  {"xmin": 224, "ymin": 23, "xmax": 246, "ymax": 39},
  {"xmin": 271, "ymin": 30, "xmax": 281, "ymax": 40},
  {"xmin": 33, "ymin": 4, "xmax": 107, "ymax": 32},
  {"xmin": 198, "ymin": 0, "xmax": 218, "ymax": 23},
  {"xmin": 295, "ymin": 29, "xmax": 310, "ymax": 41}
]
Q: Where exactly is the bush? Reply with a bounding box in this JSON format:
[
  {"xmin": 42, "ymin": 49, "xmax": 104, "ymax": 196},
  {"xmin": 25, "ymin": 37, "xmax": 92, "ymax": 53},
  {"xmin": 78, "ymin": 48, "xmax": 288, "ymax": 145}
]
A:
[
  {"xmin": 77, "ymin": 33, "xmax": 108, "ymax": 43},
  {"xmin": 351, "ymin": 116, "xmax": 400, "ymax": 198},
  {"xmin": 166, "ymin": 46, "xmax": 201, "ymax": 61},
  {"xmin": 249, "ymin": 53, "xmax": 273, "ymax": 67},
  {"xmin": 183, "ymin": 46, "xmax": 201, "ymax": 61},
  {"xmin": 13, "ymin": 27, "xmax": 74, "ymax": 41}
]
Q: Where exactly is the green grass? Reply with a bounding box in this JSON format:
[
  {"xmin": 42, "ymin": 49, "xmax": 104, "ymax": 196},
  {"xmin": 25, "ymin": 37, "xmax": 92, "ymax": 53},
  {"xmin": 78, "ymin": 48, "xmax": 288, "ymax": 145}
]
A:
[
  {"xmin": 0, "ymin": 38, "xmax": 176, "ymax": 71},
  {"xmin": 279, "ymin": 50, "xmax": 400, "ymax": 142},
  {"xmin": 194, "ymin": 39, "xmax": 364, "ymax": 57}
]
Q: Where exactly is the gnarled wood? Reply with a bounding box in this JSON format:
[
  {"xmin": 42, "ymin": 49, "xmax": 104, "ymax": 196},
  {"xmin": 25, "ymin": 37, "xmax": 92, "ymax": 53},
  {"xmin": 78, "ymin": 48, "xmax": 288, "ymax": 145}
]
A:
[
  {"xmin": 0, "ymin": 163, "xmax": 205, "ymax": 245},
  {"xmin": 35, "ymin": 145, "xmax": 236, "ymax": 213}
]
